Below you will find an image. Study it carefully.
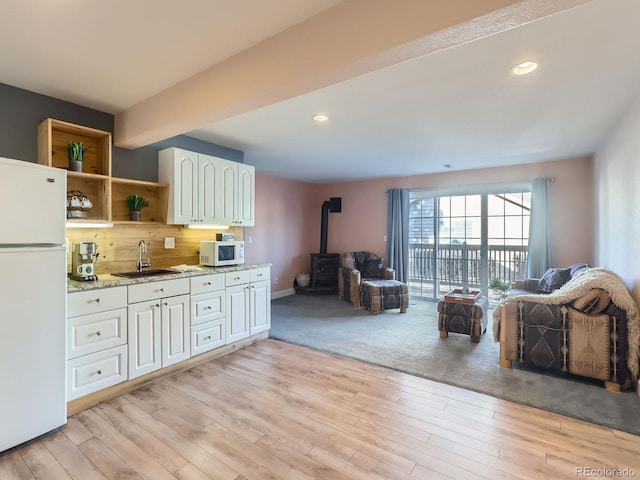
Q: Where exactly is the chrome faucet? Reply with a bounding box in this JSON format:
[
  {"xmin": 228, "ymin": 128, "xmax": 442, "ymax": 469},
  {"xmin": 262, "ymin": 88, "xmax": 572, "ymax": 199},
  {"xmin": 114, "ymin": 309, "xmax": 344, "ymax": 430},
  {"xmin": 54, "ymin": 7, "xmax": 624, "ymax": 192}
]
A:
[{"xmin": 137, "ymin": 240, "xmax": 151, "ymax": 272}]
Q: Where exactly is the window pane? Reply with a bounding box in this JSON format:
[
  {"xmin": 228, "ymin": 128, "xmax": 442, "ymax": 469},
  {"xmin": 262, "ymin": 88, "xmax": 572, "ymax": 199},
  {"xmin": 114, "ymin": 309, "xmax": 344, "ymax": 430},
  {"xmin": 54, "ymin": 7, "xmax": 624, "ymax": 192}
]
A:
[
  {"xmin": 505, "ymin": 216, "xmax": 523, "ymax": 239},
  {"xmin": 488, "ymin": 195, "xmax": 504, "ymax": 216},
  {"xmin": 466, "ymin": 195, "xmax": 481, "ymax": 216},
  {"xmin": 488, "ymin": 217, "xmax": 504, "ymax": 238},
  {"xmin": 450, "ymin": 196, "xmax": 465, "ymax": 216}
]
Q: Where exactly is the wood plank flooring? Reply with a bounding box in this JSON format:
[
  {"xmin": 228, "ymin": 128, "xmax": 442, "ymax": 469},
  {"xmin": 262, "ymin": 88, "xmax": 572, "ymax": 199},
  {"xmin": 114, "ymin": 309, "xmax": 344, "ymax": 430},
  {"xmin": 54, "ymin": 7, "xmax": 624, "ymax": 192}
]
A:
[{"xmin": 1, "ymin": 338, "xmax": 639, "ymax": 479}]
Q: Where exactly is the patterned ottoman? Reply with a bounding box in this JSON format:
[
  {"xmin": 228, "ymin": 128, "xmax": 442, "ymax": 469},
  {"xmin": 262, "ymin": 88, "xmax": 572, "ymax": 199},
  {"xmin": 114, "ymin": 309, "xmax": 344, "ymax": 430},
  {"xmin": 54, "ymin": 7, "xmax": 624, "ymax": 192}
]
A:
[
  {"xmin": 438, "ymin": 296, "xmax": 488, "ymax": 342},
  {"xmin": 360, "ymin": 279, "xmax": 409, "ymax": 315}
]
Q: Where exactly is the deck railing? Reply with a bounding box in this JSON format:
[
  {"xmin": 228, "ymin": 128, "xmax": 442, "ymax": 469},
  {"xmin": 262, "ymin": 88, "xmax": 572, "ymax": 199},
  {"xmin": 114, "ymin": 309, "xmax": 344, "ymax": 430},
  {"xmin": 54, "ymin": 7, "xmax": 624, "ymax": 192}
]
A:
[{"xmin": 408, "ymin": 243, "xmax": 528, "ymax": 292}]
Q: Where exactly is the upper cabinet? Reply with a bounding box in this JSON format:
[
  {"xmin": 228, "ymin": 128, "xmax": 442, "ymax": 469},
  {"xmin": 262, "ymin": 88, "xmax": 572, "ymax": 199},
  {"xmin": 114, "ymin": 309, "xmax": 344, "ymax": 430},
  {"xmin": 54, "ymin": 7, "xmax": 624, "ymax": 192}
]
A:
[
  {"xmin": 219, "ymin": 159, "xmax": 255, "ymax": 227},
  {"xmin": 159, "ymin": 148, "xmax": 255, "ymax": 227},
  {"xmin": 38, "ymin": 118, "xmax": 168, "ymax": 225},
  {"xmin": 158, "ymin": 148, "xmax": 220, "ymax": 225}
]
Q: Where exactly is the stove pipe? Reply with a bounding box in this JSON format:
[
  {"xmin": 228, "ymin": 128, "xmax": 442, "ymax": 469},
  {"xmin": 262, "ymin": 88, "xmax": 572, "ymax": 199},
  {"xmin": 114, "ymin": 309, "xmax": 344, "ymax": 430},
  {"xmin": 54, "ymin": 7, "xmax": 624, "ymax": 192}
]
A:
[{"xmin": 320, "ymin": 197, "xmax": 342, "ymax": 254}]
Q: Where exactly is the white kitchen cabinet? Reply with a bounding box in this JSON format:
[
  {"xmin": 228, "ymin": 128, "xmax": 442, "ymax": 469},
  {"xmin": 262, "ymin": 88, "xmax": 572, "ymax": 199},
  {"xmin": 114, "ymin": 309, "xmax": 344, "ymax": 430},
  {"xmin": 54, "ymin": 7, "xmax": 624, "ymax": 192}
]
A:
[
  {"xmin": 225, "ymin": 267, "xmax": 270, "ymax": 343},
  {"xmin": 127, "ymin": 299, "xmax": 162, "ymax": 379},
  {"xmin": 250, "ymin": 268, "xmax": 271, "ymax": 335},
  {"xmin": 219, "ymin": 159, "xmax": 255, "ymax": 226},
  {"xmin": 128, "ymin": 279, "xmax": 190, "ymax": 379},
  {"xmin": 190, "ymin": 273, "xmax": 226, "ymax": 356},
  {"xmin": 67, "ymin": 287, "xmax": 128, "ymax": 400},
  {"xmin": 159, "ymin": 147, "xmax": 254, "ymax": 227},
  {"xmin": 158, "ymin": 147, "xmax": 219, "ymax": 225},
  {"xmin": 225, "ymin": 283, "xmax": 251, "ymax": 343}
]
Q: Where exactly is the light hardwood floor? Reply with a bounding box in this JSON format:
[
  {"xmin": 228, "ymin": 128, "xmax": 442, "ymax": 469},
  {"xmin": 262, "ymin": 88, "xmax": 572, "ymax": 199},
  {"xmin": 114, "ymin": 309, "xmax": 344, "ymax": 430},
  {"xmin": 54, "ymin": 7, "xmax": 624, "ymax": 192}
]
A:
[{"xmin": 1, "ymin": 339, "xmax": 639, "ymax": 479}]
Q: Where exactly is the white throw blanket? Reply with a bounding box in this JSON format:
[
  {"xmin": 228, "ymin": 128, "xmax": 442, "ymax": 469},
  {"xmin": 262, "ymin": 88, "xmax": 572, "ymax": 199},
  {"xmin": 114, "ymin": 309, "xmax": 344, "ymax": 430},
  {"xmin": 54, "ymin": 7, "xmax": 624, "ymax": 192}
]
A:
[{"xmin": 492, "ymin": 268, "xmax": 640, "ymax": 381}]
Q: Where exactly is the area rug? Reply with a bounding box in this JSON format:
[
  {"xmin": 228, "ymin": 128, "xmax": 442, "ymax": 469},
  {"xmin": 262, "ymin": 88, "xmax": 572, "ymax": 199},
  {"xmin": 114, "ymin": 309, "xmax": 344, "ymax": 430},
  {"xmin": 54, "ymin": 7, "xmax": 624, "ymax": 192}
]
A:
[{"xmin": 270, "ymin": 294, "xmax": 640, "ymax": 435}]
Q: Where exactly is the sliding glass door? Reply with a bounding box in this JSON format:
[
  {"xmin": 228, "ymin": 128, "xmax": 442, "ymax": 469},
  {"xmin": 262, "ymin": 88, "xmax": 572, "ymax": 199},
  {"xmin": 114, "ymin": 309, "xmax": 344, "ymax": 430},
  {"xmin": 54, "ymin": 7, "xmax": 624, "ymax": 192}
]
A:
[{"xmin": 409, "ymin": 187, "xmax": 531, "ymax": 304}]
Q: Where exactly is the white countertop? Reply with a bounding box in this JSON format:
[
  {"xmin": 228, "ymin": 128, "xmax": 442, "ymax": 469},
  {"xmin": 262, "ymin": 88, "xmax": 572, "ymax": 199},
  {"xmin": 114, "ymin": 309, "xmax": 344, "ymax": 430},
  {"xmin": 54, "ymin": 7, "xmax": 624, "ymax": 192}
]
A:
[{"xmin": 67, "ymin": 263, "xmax": 271, "ymax": 293}]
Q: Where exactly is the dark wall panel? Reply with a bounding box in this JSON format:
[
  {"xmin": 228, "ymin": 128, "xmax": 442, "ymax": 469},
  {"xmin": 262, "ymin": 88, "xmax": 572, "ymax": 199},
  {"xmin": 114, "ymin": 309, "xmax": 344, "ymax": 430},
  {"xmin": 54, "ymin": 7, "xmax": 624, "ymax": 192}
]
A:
[{"xmin": 0, "ymin": 83, "xmax": 243, "ymax": 182}]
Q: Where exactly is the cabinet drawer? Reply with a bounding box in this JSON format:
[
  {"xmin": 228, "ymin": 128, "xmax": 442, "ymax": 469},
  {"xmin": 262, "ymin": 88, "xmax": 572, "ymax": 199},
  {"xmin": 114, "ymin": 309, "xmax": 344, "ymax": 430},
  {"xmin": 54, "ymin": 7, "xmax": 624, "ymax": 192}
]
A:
[
  {"xmin": 68, "ymin": 286, "xmax": 127, "ymax": 317},
  {"xmin": 190, "ymin": 273, "xmax": 225, "ymax": 295},
  {"xmin": 250, "ymin": 267, "xmax": 270, "ymax": 282},
  {"xmin": 225, "ymin": 270, "xmax": 251, "ymax": 287},
  {"xmin": 128, "ymin": 278, "xmax": 189, "ymax": 303},
  {"xmin": 67, "ymin": 308, "xmax": 127, "ymax": 359},
  {"xmin": 191, "ymin": 291, "xmax": 225, "ymax": 326},
  {"xmin": 191, "ymin": 320, "xmax": 224, "ymax": 356},
  {"xmin": 67, "ymin": 345, "xmax": 128, "ymax": 400}
]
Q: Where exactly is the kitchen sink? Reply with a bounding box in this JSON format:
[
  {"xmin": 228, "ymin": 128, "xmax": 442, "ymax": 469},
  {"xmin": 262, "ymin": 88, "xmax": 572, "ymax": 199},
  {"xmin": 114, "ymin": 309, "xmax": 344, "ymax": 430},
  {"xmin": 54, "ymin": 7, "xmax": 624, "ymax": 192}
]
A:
[{"xmin": 111, "ymin": 269, "xmax": 177, "ymax": 278}]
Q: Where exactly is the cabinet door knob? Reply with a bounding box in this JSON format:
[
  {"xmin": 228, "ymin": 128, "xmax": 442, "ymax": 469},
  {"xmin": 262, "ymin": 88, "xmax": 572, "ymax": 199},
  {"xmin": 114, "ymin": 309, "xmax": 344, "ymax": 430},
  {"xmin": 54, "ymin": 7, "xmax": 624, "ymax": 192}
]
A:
[
  {"xmin": 204, "ymin": 306, "xmax": 212, "ymax": 310},
  {"xmin": 205, "ymin": 282, "xmax": 211, "ymax": 285},
  {"xmin": 164, "ymin": 302, "xmax": 168, "ymax": 306},
  {"xmin": 95, "ymin": 298, "xmax": 101, "ymax": 303},
  {"xmin": 160, "ymin": 288, "xmax": 165, "ymax": 292},
  {"xmin": 96, "ymin": 331, "xmax": 102, "ymax": 336},
  {"xmin": 204, "ymin": 336, "xmax": 211, "ymax": 341},
  {"xmin": 96, "ymin": 370, "xmax": 102, "ymax": 375},
  {"xmin": 154, "ymin": 303, "xmax": 160, "ymax": 308}
]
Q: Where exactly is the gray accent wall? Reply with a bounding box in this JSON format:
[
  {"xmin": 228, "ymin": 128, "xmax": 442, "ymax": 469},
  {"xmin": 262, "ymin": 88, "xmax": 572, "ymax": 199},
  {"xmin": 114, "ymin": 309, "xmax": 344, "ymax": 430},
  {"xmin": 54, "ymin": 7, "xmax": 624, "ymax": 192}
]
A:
[{"xmin": 0, "ymin": 83, "xmax": 243, "ymax": 182}]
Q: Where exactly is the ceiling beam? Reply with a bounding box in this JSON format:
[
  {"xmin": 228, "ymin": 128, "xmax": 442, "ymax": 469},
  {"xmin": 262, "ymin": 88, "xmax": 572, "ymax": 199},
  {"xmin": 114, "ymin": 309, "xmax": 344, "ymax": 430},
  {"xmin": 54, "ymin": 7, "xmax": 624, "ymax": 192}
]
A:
[{"xmin": 114, "ymin": 0, "xmax": 589, "ymax": 149}]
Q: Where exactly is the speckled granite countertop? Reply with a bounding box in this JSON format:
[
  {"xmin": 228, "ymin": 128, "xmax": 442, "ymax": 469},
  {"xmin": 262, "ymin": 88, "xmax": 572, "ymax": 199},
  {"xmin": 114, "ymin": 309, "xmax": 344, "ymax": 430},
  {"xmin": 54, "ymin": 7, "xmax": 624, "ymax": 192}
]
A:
[{"xmin": 67, "ymin": 263, "xmax": 271, "ymax": 293}]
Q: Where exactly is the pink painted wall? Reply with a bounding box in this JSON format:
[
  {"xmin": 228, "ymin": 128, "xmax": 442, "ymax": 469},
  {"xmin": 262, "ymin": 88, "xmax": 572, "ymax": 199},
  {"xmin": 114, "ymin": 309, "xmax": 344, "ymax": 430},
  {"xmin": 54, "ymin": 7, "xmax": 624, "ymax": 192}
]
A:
[
  {"xmin": 243, "ymin": 173, "xmax": 319, "ymax": 294},
  {"xmin": 314, "ymin": 157, "xmax": 594, "ymax": 269},
  {"xmin": 253, "ymin": 156, "xmax": 594, "ymax": 296}
]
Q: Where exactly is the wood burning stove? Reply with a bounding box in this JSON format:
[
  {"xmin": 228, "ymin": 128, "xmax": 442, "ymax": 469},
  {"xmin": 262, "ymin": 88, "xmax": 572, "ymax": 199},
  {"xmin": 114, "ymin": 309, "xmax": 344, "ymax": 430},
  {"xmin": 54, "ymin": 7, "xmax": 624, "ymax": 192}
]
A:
[{"xmin": 296, "ymin": 197, "xmax": 342, "ymax": 295}]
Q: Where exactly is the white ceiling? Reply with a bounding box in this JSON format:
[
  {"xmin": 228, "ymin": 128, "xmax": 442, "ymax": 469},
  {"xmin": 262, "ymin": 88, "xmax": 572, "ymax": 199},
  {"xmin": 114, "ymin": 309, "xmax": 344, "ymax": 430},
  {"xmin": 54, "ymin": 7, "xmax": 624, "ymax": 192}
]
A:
[{"xmin": 2, "ymin": 0, "xmax": 640, "ymax": 184}]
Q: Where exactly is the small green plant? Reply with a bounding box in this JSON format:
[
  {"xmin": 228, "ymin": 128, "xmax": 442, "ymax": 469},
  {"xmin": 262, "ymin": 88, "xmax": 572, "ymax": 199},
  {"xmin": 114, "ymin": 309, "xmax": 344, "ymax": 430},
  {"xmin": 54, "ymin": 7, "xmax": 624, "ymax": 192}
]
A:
[
  {"xmin": 126, "ymin": 194, "xmax": 149, "ymax": 211},
  {"xmin": 67, "ymin": 141, "xmax": 86, "ymax": 162},
  {"xmin": 490, "ymin": 277, "xmax": 511, "ymax": 300}
]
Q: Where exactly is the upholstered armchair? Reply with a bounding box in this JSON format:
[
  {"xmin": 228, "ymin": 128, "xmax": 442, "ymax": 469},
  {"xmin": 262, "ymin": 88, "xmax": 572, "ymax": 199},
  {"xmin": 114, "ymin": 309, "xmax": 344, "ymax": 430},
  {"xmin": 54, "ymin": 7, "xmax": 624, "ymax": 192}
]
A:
[{"xmin": 338, "ymin": 251, "xmax": 395, "ymax": 307}]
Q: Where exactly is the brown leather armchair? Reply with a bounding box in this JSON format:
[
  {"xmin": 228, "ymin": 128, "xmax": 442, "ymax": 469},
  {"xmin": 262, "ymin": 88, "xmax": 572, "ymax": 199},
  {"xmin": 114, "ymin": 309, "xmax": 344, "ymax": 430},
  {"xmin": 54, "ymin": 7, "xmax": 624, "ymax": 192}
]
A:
[{"xmin": 338, "ymin": 251, "xmax": 395, "ymax": 307}]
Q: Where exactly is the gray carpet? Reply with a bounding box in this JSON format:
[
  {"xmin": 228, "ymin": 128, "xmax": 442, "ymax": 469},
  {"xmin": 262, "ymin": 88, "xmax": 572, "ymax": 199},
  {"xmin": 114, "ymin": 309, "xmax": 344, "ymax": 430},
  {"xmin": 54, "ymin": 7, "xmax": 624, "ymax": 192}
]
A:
[{"xmin": 270, "ymin": 294, "xmax": 640, "ymax": 435}]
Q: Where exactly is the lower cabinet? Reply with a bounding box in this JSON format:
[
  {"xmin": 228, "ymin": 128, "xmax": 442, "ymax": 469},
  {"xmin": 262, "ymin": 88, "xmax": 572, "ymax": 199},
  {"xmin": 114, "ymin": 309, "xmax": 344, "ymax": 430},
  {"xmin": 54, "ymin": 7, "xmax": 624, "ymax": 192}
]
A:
[
  {"xmin": 67, "ymin": 266, "xmax": 270, "ymax": 402},
  {"xmin": 225, "ymin": 267, "xmax": 271, "ymax": 343},
  {"xmin": 127, "ymin": 278, "xmax": 190, "ymax": 380},
  {"xmin": 67, "ymin": 345, "xmax": 128, "ymax": 400},
  {"xmin": 226, "ymin": 282, "xmax": 251, "ymax": 343},
  {"xmin": 128, "ymin": 294, "xmax": 190, "ymax": 379},
  {"xmin": 66, "ymin": 287, "xmax": 128, "ymax": 400}
]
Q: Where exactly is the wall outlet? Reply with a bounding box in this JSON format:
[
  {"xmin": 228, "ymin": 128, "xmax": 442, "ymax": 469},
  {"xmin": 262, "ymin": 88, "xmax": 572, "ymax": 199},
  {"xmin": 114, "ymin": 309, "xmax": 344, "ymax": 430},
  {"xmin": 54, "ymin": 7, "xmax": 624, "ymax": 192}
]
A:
[{"xmin": 164, "ymin": 237, "xmax": 175, "ymax": 249}]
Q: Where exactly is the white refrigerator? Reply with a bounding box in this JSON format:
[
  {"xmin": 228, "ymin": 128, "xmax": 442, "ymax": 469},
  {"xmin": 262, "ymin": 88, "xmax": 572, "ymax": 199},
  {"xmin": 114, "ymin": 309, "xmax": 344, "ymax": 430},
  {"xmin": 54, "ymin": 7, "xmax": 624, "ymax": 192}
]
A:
[{"xmin": 0, "ymin": 157, "xmax": 67, "ymax": 452}]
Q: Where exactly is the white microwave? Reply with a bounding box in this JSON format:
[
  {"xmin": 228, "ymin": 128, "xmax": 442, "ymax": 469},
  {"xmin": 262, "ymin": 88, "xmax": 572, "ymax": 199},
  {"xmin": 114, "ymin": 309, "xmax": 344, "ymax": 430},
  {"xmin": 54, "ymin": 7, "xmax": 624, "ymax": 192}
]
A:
[{"xmin": 199, "ymin": 240, "xmax": 245, "ymax": 267}]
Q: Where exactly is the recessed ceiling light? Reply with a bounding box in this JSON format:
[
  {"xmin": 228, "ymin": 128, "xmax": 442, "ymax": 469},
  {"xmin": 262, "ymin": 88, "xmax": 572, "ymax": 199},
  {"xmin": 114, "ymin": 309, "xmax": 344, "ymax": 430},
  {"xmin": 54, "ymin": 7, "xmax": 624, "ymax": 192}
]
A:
[
  {"xmin": 312, "ymin": 114, "xmax": 329, "ymax": 122},
  {"xmin": 511, "ymin": 61, "xmax": 539, "ymax": 76}
]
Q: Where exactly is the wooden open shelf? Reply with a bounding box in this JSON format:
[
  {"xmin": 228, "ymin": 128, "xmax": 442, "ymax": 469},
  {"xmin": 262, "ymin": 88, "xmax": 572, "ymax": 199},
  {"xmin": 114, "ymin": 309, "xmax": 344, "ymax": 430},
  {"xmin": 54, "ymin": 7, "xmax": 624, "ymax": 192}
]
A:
[
  {"xmin": 67, "ymin": 173, "xmax": 110, "ymax": 221},
  {"xmin": 37, "ymin": 118, "xmax": 168, "ymax": 226},
  {"xmin": 38, "ymin": 118, "xmax": 111, "ymax": 176},
  {"xmin": 111, "ymin": 177, "xmax": 168, "ymax": 223}
]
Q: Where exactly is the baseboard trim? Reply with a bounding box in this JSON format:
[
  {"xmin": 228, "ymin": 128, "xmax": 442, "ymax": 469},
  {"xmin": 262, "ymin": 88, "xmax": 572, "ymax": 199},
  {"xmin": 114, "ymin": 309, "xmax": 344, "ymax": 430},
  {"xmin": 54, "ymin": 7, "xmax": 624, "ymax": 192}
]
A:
[{"xmin": 272, "ymin": 288, "xmax": 295, "ymax": 300}]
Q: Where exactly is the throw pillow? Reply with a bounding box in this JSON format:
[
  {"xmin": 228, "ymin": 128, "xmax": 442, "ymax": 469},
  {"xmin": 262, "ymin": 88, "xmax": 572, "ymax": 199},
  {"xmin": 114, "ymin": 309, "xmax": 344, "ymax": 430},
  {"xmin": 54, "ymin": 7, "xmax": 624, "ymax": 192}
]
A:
[
  {"xmin": 572, "ymin": 289, "xmax": 611, "ymax": 315},
  {"xmin": 537, "ymin": 267, "xmax": 571, "ymax": 293},
  {"xmin": 363, "ymin": 258, "xmax": 384, "ymax": 279},
  {"xmin": 569, "ymin": 263, "xmax": 589, "ymax": 278}
]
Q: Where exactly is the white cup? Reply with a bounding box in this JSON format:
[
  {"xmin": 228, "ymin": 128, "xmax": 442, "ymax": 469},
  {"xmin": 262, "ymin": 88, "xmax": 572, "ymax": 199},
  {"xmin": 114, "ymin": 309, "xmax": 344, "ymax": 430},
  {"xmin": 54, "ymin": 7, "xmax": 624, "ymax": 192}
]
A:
[
  {"xmin": 81, "ymin": 198, "xmax": 92, "ymax": 208},
  {"xmin": 70, "ymin": 196, "xmax": 81, "ymax": 208}
]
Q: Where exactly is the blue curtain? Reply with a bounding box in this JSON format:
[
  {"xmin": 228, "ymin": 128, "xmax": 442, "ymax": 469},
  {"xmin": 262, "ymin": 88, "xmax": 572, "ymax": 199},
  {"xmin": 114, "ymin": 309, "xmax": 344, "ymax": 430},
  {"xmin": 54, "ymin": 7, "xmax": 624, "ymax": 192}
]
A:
[
  {"xmin": 386, "ymin": 188, "xmax": 409, "ymax": 282},
  {"xmin": 527, "ymin": 177, "xmax": 554, "ymax": 278}
]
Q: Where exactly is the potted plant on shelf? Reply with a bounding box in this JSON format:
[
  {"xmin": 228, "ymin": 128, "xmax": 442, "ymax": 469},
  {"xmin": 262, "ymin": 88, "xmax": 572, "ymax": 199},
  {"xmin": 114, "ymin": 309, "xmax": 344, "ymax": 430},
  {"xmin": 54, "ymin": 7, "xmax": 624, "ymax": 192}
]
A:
[
  {"xmin": 67, "ymin": 141, "xmax": 86, "ymax": 172},
  {"xmin": 126, "ymin": 194, "xmax": 149, "ymax": 222}
]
